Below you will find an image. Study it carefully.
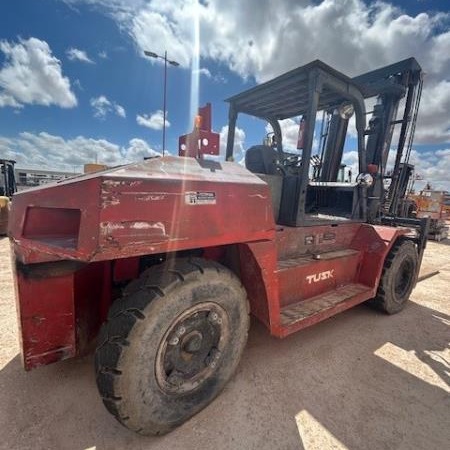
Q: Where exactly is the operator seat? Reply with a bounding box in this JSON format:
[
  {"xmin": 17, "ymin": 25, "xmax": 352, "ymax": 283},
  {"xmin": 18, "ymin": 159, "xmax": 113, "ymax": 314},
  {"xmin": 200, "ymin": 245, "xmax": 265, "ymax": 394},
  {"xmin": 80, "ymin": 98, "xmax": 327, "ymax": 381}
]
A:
[
  {"xmin": 245, "ymin": 145, "xmax": 282, "ymax": 222},
  {"xmin": 245, "ymin": 145, "xmax": 279, "ymax": 175}
]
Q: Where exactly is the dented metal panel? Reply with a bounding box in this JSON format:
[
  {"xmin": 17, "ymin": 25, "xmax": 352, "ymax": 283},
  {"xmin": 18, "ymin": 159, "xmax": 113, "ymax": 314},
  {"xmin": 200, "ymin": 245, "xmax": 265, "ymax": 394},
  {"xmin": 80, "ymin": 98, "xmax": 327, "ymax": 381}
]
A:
[
  {"xmin": 9, "ymin": 157, "xmax": 276, "ymax": 369},
  {"xmin": 9, "ymin": 156, "xmax": 274, "ymax": 264}
]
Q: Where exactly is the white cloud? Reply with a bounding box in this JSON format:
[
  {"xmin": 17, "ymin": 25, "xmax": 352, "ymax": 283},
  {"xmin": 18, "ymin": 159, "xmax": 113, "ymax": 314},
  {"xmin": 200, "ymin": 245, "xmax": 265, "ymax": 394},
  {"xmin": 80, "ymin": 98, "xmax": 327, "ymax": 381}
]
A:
[
  {"xmin": 342, "ymin": 150, "xmax": 359, "ymax": 182},
  {"xmin": 219, "ymin": 124, "xmax": 246, "ymax": 162},
  {"xmin": 415, "ymin": 80, "xmax": 450, "ymax": 144},
  {"xmin": 136, "ymin": 110, "xmax": 169, "ymax": 130},
  {"xmin": 0, "ymin": 93, "xmax": 22, "ymax": 108},
  {"xmin": 0, "ymin": 132, "xmax": 160, "ymax": 171},
  {"xmin": 114, "ymin": 103, "xmax": 126, "ymax": 118},
  {"xmin": 73, "ymin": 79, "xmax": 83, "ymax": 91},
  {"xmin": 408, "ymin": 148, "xmax": 450, "ymax": 191},
  {"xmin": 340, "ymin": 147, "xmax": 450, "ymax": 191},
  {"xmin": 125, "ymin": 138, "xmax": 160, "ymax": 160},
  {"xmin": 98, "ymin": 50, "xmax": 108, "ymax": 59},
  {"xmin": 265, "ymin": 118, "xmax": 322, "ymax": 154},
  {"xmin": 196, "ymin": 67, "xmax": 211, "ymax": 78},
  {"xmin": 0, "ymin": 37, "xmax": 77, "ymax": 108},
  {"xmin": 65, "ymin": 0, "xmax": 450, "ymax": 146},
  {"xmin": 66, "ymin": 47, "xmax": 94, "ymax": 63},
  {"xmin": 265, "ymin": 118, "xmax": 300, "ymax": 152},
  {"xmin": 90, "ymin": 95, "xmax": 126, "ymax": 119},
  {"xmin": 193, "ymin": 67, "xmax": 226, "ymax": 83}
]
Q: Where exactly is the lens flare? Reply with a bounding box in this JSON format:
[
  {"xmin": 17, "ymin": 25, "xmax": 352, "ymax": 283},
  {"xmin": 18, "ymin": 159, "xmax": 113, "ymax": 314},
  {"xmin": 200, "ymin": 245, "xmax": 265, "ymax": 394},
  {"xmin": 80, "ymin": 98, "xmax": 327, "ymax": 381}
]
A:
[{"xmin": 189, "ymin": 0, "xmax": 200, "ymax": 123}]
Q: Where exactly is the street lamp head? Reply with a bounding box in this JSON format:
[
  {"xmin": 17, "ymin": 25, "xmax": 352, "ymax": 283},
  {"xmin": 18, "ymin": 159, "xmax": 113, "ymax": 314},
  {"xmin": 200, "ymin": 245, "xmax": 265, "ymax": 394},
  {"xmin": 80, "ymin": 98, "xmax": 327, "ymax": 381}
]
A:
[
  {"xmin": 168, "ymin": 60, "xmax": 180, "ymax": 67},
  {"xmin": 144, "ymin": 50, "xmax": 158, "ymax": 58}
]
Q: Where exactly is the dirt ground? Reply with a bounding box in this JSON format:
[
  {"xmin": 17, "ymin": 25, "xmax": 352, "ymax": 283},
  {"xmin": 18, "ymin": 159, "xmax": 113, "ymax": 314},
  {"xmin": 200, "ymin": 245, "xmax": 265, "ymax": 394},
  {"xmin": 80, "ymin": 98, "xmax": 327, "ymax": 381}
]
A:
[{"xmin": 0, "ymin": 238, "xmax": 449, "ymax": 450}]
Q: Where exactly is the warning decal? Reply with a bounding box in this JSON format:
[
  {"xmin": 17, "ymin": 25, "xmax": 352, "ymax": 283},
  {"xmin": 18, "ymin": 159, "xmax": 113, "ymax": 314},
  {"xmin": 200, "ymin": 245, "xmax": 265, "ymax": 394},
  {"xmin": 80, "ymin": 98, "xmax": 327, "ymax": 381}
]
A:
[{"xmin": 185, "ymin": 191, "xmax": 217, "ymax": 205}]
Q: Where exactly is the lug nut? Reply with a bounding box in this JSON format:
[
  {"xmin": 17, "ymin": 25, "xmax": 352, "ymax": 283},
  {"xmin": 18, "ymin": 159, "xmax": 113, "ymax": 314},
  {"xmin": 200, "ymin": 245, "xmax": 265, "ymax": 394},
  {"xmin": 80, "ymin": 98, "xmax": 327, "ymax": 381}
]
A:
[
  {"xmin": 205, "ymin": 356, "xmax": 217, "ymax": 368},
  {"xmin": 169, "ymin": 336, "xmax": 179, "ymax": 345},
  {"xmin": 176, "ymin": 326, "xmax": 186, "ymax": 336},
  {"xmin": 205, "ymin": 348, "xmax": 220, "ymax": 367},
  {"xmin": 167, "ymin": 373, "xmax": 183, "ymax": 387},
  {"xmin": 208, "ymin": 312, "xmax": 222, "ymax": 324}
]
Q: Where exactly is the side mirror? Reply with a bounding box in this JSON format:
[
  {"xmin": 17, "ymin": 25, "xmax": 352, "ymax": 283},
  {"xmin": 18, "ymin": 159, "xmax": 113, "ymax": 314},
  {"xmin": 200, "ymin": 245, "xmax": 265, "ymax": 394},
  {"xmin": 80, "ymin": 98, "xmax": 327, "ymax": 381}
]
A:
[{"xmin": 356, "ymin": 173, "xmax": 374, "ymax": 187}]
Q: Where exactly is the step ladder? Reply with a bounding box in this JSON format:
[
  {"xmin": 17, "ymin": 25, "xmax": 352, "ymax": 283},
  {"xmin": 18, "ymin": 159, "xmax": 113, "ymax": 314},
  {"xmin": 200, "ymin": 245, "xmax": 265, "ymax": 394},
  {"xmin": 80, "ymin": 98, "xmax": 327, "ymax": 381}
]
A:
[{"xmin": 274, "ymin": 248, "xmax": 375, "ymax": 337}]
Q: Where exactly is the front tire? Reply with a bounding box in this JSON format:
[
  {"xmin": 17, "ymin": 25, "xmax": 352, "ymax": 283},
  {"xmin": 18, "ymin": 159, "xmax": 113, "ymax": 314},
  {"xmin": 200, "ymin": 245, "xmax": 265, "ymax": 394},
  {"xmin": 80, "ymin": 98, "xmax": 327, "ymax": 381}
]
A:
[
  {"xmin": 370, "ymin": 240, "xmax": 418, "ymax": 314},
  {"xmin": 95, "ymin": 257, "xmax": 249, "ymax": 435}
]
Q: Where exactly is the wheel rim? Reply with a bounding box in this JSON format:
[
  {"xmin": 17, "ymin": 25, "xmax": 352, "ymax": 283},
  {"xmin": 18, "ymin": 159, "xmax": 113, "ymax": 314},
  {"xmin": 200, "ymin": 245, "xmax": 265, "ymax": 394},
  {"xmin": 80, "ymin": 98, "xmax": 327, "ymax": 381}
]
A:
[
  {"xmin": 155, "ymin": 302, "xmax": 229, "ymax": 395},
  {"xmin": 394, "ymin": 258, "xmax": 414, "ymax": 300}
]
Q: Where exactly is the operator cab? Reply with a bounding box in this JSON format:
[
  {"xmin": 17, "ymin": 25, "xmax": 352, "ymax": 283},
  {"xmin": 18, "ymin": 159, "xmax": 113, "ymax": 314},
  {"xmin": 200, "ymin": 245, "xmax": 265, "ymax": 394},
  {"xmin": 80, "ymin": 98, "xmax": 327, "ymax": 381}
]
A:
[
  {"xmin": 225, "ymin": 60, "xmax": 368, "ymax": 226},
  {"xmin": 225, "ymin": 58, "xmax": 422, "ymax": 227}
]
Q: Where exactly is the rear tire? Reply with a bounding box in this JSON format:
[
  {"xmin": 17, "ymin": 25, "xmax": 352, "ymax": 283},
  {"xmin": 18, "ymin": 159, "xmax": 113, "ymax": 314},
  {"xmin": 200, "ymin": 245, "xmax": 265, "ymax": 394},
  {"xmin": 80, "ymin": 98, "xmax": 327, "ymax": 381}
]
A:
[
  {"xmin": 95, "ymin": 257, "xmax": 249, "ymax": 435},
  {"xmin": 370, "ymin": 240, "xmax": 418, "ymax": 314}
]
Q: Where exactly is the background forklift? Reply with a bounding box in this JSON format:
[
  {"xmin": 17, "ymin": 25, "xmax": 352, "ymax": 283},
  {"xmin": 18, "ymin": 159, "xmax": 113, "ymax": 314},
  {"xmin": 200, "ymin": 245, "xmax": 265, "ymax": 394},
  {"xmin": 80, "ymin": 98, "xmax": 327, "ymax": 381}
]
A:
[
  {"xmin": 0, "ymin": 159, "xmax": 16, "ymax": 235},
  {"xmin": 409, "ymin": 187, "xmax": 449, "ymax": 241},
  {"xmin": 9, "ymin": 58, "xmax": 427, "ymax": 435}
]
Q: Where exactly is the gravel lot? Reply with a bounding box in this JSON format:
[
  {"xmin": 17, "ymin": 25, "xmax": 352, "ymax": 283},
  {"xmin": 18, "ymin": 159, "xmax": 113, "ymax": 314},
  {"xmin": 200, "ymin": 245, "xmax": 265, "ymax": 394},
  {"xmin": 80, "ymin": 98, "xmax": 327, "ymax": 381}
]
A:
[{"xmin": 0, "ymin": 237, "xmax": 449, "ymax": 450}]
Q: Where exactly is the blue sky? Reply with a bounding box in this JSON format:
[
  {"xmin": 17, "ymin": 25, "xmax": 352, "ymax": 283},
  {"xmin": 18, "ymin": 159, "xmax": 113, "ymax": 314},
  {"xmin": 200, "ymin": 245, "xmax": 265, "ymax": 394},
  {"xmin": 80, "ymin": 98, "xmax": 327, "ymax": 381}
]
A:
[
  {"xmin": 0, "ymin": 0, "xmax": 253, "ymax": 149},
  {"xmin": 0, "ymin": 0, "xmax": 449, "ymax": 189}
]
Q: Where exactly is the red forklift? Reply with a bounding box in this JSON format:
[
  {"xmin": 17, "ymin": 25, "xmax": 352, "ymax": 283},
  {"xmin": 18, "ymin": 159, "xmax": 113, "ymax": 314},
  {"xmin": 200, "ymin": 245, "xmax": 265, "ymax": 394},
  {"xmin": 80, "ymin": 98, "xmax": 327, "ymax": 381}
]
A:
[{"xmin": 8, "ymin": 58, "xmax": 428, "ymax": 435}]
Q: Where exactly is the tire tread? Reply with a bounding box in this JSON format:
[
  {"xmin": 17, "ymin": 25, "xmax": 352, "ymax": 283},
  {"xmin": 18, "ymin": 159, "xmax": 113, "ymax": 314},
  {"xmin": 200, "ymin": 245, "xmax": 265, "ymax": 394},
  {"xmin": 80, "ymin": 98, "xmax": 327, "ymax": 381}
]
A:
[
  {"xmin": 95, "ymin": 257, "xmax": 248, "ymax": 434},
  {"xmin": 369, "ymin": 239, "xmax": 418, "ymax": 313}
]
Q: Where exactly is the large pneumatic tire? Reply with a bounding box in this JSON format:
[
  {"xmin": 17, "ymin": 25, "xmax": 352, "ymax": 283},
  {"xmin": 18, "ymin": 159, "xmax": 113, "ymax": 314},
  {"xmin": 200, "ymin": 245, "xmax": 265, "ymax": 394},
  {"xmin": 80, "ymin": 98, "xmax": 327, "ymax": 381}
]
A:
[
  {"xmin": 95, "ymin": 257, "xmax": 249, "ymax": 435},
  {"xmin": 370, "ymin": 240, "xmax": 418, "ymax": 314}
]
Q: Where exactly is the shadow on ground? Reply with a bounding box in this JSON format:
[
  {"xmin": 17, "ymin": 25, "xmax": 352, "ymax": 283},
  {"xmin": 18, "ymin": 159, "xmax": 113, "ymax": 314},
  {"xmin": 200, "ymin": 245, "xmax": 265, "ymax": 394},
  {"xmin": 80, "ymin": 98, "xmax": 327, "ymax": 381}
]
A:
[{"xmin": 1, "ymin": 299, "xmax": 449, "ymax": 450}]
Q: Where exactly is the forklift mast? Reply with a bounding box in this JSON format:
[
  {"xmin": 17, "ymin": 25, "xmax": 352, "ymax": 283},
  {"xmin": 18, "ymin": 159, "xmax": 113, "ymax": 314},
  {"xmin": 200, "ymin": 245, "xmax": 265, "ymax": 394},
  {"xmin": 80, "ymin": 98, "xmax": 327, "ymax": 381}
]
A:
[
  {"xmin": 317, "ymin": 59, "xmax": 422, "ymax": 220},
  {"xmin": 352, "ymin": 59, "xmax": 423, "ymax": 220}
]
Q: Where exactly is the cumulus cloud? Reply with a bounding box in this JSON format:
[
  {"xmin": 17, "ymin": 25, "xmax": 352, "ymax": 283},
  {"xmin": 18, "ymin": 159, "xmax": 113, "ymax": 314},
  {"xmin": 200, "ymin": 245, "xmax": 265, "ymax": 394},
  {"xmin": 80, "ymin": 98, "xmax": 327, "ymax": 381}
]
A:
[
  {"xmin": 66, "ymin": 47, "xmax": 94, "ymax": 63},
  {"xmin": 33, "ymin": 0, "xmax": 450, "ymax": 188},
  {"xmin": 90, "ymin": 95, "xmax": 126, "ymax": 119},
  {"xmin": 65, "ymin": 0, "xmax": 450, "ymax": 146},
  {"xmin": 136, "ymin": 110, "xmax": 169, "ymax": 130},
  {"xmin": 0, "ymin": 93, "xmax": 21, "ymax": 108},
  {"xmin": 0, "ymin": 37, "xmax": 77, "ymax": 108},
  {"xmin": 0, "ymin": 132, "xmax": 160, "ymax": 171},
  {"xmin": 415, "ymin": 80, "xmax": 450, "ymax": 143},
  {"xmin": 408, "ymin": 148, "xmax": 450, "ymax": 191}
]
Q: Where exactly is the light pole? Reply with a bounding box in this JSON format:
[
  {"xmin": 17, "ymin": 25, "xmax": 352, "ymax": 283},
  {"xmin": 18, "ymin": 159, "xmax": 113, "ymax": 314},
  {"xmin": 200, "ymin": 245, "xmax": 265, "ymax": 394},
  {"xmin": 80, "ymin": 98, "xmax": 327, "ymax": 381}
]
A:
[{"xmin": 144, "ymin": 50, "xmax": 180, "ymax": 155}]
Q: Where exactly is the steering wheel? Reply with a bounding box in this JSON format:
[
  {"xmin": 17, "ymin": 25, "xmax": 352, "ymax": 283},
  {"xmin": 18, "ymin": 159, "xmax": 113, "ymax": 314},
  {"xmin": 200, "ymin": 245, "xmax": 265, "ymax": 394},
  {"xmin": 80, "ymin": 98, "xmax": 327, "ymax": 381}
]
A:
[{"xmin": 279, "ymin": 154, "xmax": 302, "ymax": 175}]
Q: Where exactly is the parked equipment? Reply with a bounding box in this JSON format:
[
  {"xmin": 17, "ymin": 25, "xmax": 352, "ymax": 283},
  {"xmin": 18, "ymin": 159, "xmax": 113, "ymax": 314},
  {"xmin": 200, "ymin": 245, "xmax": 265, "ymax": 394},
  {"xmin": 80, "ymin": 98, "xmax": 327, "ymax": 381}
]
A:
[
  {"xmin": 409, "ymin": 189, "xmax": 449, "ymax": 241},
  {"xmin": 9, "ymin": 58, "xmax": 428, "ymax": 435},
  {"xmin": 0, "ymin": 159, "xmax": 17, "ymax": 235}
]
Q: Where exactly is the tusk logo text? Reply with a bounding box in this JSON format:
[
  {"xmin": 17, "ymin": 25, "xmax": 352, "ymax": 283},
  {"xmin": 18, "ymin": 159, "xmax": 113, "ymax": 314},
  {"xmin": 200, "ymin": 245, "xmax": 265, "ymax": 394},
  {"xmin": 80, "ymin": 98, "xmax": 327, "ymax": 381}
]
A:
[{"xmin": 306, "ymin": 270, "xmax": 335, "ymax": 284}]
